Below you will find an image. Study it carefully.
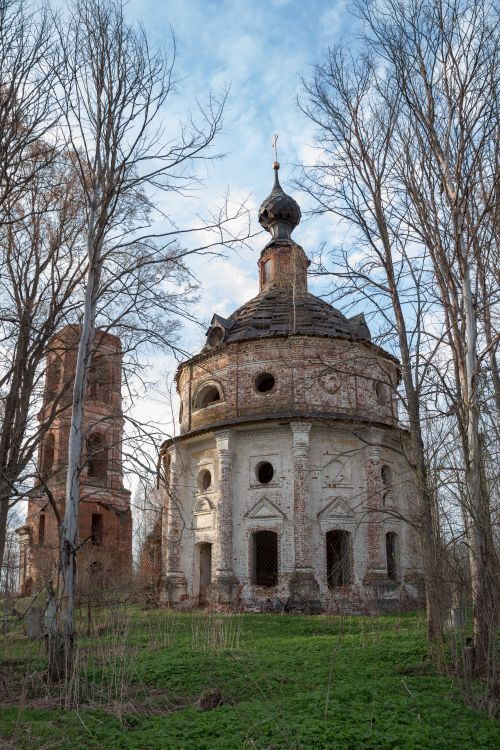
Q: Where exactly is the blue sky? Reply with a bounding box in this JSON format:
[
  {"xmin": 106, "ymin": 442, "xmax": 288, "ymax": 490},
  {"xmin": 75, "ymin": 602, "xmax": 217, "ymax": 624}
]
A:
[{"xmin": 120, "ymin": 0, "xmax": 358, "ymax": 442}]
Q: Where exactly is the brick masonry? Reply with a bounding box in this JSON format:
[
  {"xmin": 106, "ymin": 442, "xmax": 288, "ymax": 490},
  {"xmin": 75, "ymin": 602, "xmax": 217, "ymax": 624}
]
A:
[{"xmin": 17, "ymin": 326, "xmax": 132, "ymax": 595}]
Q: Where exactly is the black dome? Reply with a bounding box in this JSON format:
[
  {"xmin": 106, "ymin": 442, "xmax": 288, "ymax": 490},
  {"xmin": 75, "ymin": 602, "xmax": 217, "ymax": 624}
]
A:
[
  {"xmin": 204, "ymin": 288, "xmax": 371, "ymax": 347},
  {"xmin": 258, "ymin": 166, "xmax": 301, "ymax": 236}
]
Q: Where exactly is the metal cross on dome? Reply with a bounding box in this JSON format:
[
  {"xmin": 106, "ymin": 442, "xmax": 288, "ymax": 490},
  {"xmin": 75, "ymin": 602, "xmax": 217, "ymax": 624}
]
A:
[{"xmin": 272, "ymin": 133, "xmax": 279, "ymax": 164}]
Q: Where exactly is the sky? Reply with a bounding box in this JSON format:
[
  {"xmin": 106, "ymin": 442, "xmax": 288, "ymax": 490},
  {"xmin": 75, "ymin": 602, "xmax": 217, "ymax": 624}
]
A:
[{"xmin": 118, "ymin": 0, "xmax": 360, "ymax": 472}]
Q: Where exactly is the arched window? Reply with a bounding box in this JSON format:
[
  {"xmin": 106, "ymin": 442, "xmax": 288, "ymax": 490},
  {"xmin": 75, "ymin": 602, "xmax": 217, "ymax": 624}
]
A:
[
  {"xmin": 262, "ymin": 258, "xmax": 273, "ymax": 286},
  {"xmin": 252, "ymin": 530, "xmax": 278, "ymax": 586},
  {"xmin": 386, "ymin": 532, "xmax": 399, "ymax": 581},
  {"xmin": 194, "ymin": 383, "xmax": 221, "ymax": 410},
  {"xmin": 381, "ymin": 465, "xmax": 393, "ymax": 487},
  {"xmin": 42, "ymin": 433, "xmax": 55, "ymax": 476},
  {"xmin": 326, "ymin": 530, "xmax": 352, "ymax": 587},
  {"xmin": 86, "ymin": 433, "xmax": 108, "ymax": 480}
]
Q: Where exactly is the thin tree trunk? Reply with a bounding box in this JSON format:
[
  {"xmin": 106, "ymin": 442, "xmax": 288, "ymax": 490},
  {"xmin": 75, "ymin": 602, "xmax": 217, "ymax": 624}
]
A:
[
  {"xmin": 58, "ymin": 203, "xmax": 100, "ymax": 673},
  {"xmin": 375, "ymin": 195, "xmax": 444, "ymax": 641},
  {"xmin": 0, "ymin": 496, "xmax": 9, "ymax": 583}
]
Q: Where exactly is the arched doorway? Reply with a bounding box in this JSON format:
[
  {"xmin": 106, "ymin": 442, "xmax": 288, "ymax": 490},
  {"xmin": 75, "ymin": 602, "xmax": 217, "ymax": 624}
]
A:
[{"xmin": 198, "ymin": 542, "xmax": 212, "ymax": 606}]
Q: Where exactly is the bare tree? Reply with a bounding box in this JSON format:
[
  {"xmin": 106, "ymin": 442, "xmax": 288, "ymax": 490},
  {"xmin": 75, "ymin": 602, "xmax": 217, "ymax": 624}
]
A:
[
  {"xmin": 299, "ymin": 48, "xmax": 444, "ymax": 640},
  {"xmin": 300, "ymin": 0, "xmax": 499, "ymax": 674},
  {"xmin": 55, "ymin": 0, "xmax": 250, "ymax": 671},
  {"xmin": 0, "ymin": 147, "xmax": 87, "ymax": 577},
  {"xmin": 0, "ymin": 0, "xmax": 60, "ymax": 215},
  {"xmin": 363, "ymin": 0, "xmax": 499, "ymax": 676}
]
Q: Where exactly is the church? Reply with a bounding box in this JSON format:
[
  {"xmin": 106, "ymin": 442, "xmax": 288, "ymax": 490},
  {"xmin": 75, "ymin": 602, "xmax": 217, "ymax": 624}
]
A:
[{"xmin": 158, "ymin": 162, "xmax": 423, "ymax": 613}]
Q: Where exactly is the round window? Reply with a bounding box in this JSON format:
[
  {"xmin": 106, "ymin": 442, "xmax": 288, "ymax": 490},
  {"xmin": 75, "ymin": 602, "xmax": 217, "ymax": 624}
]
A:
[
  {"xmin": 198, "ymin": 469, "xmax": 212, "ymax": 491},
  {"xmin": 256, "ymin": 461, "xmax": 274, "ymax": 484},
  {"xmin": 255, "ymin": 372, "xmax": 275, "ymax": 393}
]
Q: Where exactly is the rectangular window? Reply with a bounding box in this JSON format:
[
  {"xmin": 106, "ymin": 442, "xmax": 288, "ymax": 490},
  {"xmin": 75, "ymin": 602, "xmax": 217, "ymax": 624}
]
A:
[{"xmin": 91, "ymin": 513, "xmax": 104, "ymax": 545}]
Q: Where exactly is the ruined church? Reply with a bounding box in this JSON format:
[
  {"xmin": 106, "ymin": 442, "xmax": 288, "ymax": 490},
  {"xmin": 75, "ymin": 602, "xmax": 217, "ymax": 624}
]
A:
[
  {"xmin": 19, "ymin": 162, "xmax": 422, "ymax": 614},
  {"xmin": 158, "ymin": 163, "xmax": 422, "ymax": 613}
]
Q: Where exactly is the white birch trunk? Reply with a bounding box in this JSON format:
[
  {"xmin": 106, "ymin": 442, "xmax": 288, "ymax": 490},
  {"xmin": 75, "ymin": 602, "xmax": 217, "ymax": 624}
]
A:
[{"xmin": 58, "ymin": 199, "xmax": 100, "ymax": 667}]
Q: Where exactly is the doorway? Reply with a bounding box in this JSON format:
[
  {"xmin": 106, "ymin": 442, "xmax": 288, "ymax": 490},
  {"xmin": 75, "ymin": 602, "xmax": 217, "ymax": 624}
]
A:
[
  {"xmin": 326, "ymin": 529, "xmax": 352, "ymax": 587},
  {"xmin": 198, "ymin": 542, "xmax": 212, "ymax": 605}
]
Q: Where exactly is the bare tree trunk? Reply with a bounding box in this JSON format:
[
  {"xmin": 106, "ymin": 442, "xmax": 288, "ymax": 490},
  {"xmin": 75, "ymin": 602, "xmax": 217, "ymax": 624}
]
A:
[
  {"xmin": 0, "ymin": 495, "xmax": 8, "ymax": 581},
  {"xmin": 59, "ymin": 204, "xmax": 100, "ymax": 670}
]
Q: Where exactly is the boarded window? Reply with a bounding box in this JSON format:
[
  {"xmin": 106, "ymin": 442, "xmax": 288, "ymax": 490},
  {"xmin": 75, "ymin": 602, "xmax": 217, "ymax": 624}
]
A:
[
  {"xmin": 386, "ymin": 532, "xmax": 398, "ymax": 581},
  {"xmin": 253, "ymin": 530, "xmax": 278, "ymax": 586},
  {"xmin": 91, "ymin": 513, "xmax": 104, "ymax": 545},
  {"xmin": 326, "ymin": 529, "xmax": 351, "ymax": 587},
  {"xmin": 87, "ymin": 434, "xmax": 108, "ymax": 480}
]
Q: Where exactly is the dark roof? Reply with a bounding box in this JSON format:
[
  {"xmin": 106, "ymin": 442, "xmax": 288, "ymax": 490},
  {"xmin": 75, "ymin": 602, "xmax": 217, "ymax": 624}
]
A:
[{"xmin": 204, "ymin": 288, "xmax": 371, "ymax": 348}]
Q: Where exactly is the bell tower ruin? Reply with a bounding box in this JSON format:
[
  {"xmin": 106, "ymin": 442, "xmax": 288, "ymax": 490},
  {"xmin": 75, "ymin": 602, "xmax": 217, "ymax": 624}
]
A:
[{"xmin": 17, "ymin": 325, "xmax": 132, "ymax": 595}]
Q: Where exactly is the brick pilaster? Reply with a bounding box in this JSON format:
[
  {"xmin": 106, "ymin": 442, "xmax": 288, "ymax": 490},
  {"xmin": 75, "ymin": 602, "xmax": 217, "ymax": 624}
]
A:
[
  {"xmin": 161, "ymin": 445, "xmax": 187, "ymax": 605},
  {"xmin": 363, "ymin": 428, "xmax": 387, "ymax": 583},
  {"xmin": 210, "ymin": 429, "xmax": 240, "ymax": 606},
  {"xmin": 289, "ymin": 421, "xmax": 319, "ymax": 607}
]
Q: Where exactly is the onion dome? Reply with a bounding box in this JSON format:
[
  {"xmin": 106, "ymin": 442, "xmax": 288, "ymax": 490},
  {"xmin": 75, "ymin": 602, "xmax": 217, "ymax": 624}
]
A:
[{"xmin": 258, "ymin": 162, "xmax": 301, "ymax": 240}]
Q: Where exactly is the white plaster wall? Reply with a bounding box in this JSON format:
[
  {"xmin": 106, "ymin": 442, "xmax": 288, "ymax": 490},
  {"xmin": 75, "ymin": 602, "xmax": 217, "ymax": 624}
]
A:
[{"xmin": 171, "ymin": 421, "xmax": 418, "ymax": 608}]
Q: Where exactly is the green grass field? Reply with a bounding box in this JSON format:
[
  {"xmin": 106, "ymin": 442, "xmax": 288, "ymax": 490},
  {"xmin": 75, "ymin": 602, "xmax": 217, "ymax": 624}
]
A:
[{"xmin": 1, "ymin": 606, "xmax": 499, "ymax": 749}]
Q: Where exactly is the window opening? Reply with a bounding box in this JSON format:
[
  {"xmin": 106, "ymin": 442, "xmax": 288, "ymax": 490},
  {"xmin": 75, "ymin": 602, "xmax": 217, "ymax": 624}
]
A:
[
  {"xmin": 91, "ymin": 513, "xmax": 104, "ymax": 545},
  {"xmin": 255, "ymin": 372, "xmax": 275, "ymax": 393},
  {"xmin": 42, "ymin": 433, "xmax": 55, "ymax": 476},
  {"xmin": 38, "ymin": 514, "xmax": 46, "ymax": 545},
  {"xmin": 386, "ymin": 532, "xmax": 398, "ymax": 581},
  {"xmin": 88, "ymin": 356, "xmax": 110, "ymax": 403},
  {"xmin": 198, "ymin": 469, "xmax": 212, "ymax": 491},
  {"xmin": 381, "ymin": 465, "xmax": 392, "ymax": 487},
  {"xmin": 375, "ymin": 381, "xmax": 388, "ymax": 405},
  {"xmin": 326, "ymin": 530, "xmax": 351, "ymax": 587},
  {"xmin": 87, "ymin": 433, "xmax": 108, "ymax": 479},
  {"xmin": 256, "ymin": 461, "xmax": 274, "ymax": 484},
  {"xmin": 196, "ymin": 384, "xmax": 221, "ymax": 409},
  {"xmin": 46, "ymin": 359, "xmax": 62, "ymax": 401},
  {"xmin": 263, "ymin": 259, "xmax": 273, "ymax": 285},
  {"xmin": 253, "ymin": 530, "xmax": 278, "ymax": 586}
]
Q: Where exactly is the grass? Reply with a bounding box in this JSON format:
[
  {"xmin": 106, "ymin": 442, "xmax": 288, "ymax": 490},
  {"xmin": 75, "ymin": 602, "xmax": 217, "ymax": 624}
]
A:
[{"xmin": 0, "ymin": 605, "xmax": 499, "ymax": 749}]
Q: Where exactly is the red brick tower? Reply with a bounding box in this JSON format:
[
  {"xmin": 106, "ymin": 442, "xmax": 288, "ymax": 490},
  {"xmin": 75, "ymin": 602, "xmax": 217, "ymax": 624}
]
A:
[{"xmin": 17, "ymin": 326, "xmax": 132, "ymax": 595}]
